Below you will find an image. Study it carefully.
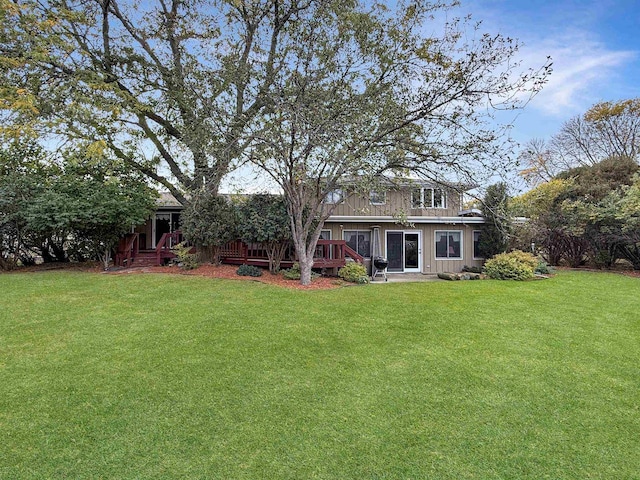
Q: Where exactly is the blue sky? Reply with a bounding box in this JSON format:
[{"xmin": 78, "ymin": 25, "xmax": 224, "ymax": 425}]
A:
[
  {"xmin": 460, "ymin": 0, "xmax": 640, "ymax": 144},
  {"xmin": 222, "ymin": 0, "xmax": 640, "ymax": 192}
]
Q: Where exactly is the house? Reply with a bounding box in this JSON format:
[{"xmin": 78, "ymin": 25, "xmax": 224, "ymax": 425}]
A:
[
  {"xmin": 118, "ymin": 179, "xmax": 485, "ymax": 274},
  {"xmin": 321, "ymin": 179, "xmax": 484, "ymax": 275}
]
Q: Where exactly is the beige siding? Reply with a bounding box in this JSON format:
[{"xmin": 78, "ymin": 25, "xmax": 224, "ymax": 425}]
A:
[
  {"xmin": 324, "ymin": 221, "xmax": 483, "ymax": 274},
  {"xmin": 134, "ymin": 218, "xmax": 153, "ymax": 249},
  {"xmin": 329, "ymin": 188, "xmax": 462, "ymax": 218}
]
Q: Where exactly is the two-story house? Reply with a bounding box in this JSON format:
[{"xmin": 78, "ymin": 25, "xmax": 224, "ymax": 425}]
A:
[
  {"xmin": 119, "ymin": 179, "xmax": 485, "ymax": 274},
  {"xmin": 321, "ymin": 179, "xmax": 484, "ymax": 275}
]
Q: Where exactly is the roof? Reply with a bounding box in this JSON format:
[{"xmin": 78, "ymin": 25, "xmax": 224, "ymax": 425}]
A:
[{"xmin": 156, "ymin": 192, "xmax": 183, "ymax": 208}]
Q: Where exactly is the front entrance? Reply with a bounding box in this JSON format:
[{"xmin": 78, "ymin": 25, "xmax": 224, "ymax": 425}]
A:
[
  {"xmin": 153, "ymin": 211, "xmax": 181, "ymax": 248},
  {"xmin": 386, "ymin": 231, "xmax": 422, "ymax": 273}
]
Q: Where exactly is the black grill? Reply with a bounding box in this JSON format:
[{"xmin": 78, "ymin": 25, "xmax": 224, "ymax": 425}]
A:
[{"xmin": 373, "ymin": 256, "xmax": 388, "ymax": 270}]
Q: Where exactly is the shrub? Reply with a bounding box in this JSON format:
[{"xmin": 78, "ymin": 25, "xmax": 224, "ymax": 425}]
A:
[
  {"xmin": 282, "ymin": 262, "xmax": 319, "ymax": 281},
  {"xmin": 535, "ymin": 260, "xmax": 553, "ymax": 274},
  {"xmin": 462, "ymin": 265, "xmax": 482, "ymax": 274},
  {"xmin": 483, "ymin": 250, "xmax": 536, "ymax": 280},
  {"xmin": 172, "ymin": 242, "xmax": 199, "ymax": 270},
  {"xmin": 338, "ymin": 262, "xmax": 370, "ymax": 284},
  {"xmin": 237, "ymin": 264, "xmax": 263, "ymax": 277}
]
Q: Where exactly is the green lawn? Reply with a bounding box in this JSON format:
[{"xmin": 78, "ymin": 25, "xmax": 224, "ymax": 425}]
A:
[{"xmin": 0, "ymin": 270, "xmax": 638, "ymax": 479}]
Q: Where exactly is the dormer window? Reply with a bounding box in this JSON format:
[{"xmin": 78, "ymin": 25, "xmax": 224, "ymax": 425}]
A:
[
  {"xmin": 324, "ymin": 189, "xmax": 344, "ymax": 204},
  {"xmin": 411, "ymin": 187, "xmax": 446, "ymax": 209},
  {"xmin": 369, "ymin": 190, "xmax": 386, "ymax": 205}
]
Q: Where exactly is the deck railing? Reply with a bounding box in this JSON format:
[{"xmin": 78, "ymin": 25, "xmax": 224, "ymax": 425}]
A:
[
  {"xmin": 220, "ymin": 239, "xmax": 363, "ymax": 268},
  {"xmin": 155, "ymin": 230, "xmax": 184, "ymax": 265},
  {"xmin": 114, "ymin": 233, "xmax": 139, "ymax": 267}
]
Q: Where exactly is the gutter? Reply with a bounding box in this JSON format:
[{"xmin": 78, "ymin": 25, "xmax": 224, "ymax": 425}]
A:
[{"xmin": 326, "ymin": 215, "xmax": 486, "ymax": 224}]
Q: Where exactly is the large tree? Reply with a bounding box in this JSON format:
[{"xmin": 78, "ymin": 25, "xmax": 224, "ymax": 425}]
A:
[
  {"xmin": 519, "ymin": 99, "xmax": 640, "ymax": 185},
  {"xmin": 1, "ymin": 0, "xmax": 316, "ymax": 203},
  {"xmin": 245, "ymin": 2, "xmax": 550, "ymax": 284}
]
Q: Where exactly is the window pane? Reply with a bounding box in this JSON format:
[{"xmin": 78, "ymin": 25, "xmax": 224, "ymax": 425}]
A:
[
  {"xmin": 449, "ymin": 232, "xmax": 461, "ymax": 258},
  {"xmin": 411, "ymin": 189, "xmax": 422, "ymax": 208},
  {"xmin": 325, "ymin": 189, "xmax": 343, "ymax": 204},
  {"xmin": 433, "ymin": 189, "xmax": 445, "ymax": 208},
  {"xmin": 358, "ymin": 232, "xmax": 371, "ymax": 257},
  {"xmin": 345, "ymin": 231, "xmax": 358, "ymax": 252},
  {"xmin": 435, "ymin": 231, "xmax": 448, "ymax": 258},
  {"xmin": 473, "ymin": 231, "xmax": 481, "ymax": 258},
  {"xmin": 370, "ymin": 191, "xmax": 386, "ymax": 205},
  {"xmin": 423, "ymin": 188, "xmax": 433, "ymax": 208}
]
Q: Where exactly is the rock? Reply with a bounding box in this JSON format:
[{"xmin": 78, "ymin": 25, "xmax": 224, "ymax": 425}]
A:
[{"xmin": 438, "ymin": 272, "xmax": 460, "ymax": 281}]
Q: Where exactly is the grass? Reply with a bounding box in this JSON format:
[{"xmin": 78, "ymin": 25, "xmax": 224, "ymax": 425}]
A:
[{"xmin": 0, "ymin": 270, "xmax": 638, "ymax": 479}]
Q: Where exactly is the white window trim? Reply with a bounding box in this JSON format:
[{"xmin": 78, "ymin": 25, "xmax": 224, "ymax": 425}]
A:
[
  {"xmin": 473, "ymin": 230, "xmax": 483, "ymax": 260},
  {"xmin": 435, "ymin": 230, "xmax": 463, "ymax": 260},
  {"xmin": 343, "ymin": 229, "xmax": 372, "ymax": 258},
  {"xmin": 411, "ymin": 187, "xmax": 447, "ymax": 209}
]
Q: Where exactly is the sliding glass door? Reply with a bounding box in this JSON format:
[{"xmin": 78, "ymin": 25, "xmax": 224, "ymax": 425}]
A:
[{"xmin": 386, "ymin": 231, "xmax": 422, "ymax": 273}]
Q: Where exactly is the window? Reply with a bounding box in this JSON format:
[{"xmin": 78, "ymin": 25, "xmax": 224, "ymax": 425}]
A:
[
  {"xmin": 344, "ymin": 230, "xmax": 371, "ymax": 258},
  {"xmin": 435, "ymin": 230, "xmax": 462, "ymax": 259},
  {"xmin": 315, "ymin": 230, "xmax": 332, "ymax": 258},
  {"xmin": 369, "ymin": 190, "xmax": 386, "ymax": 205},
  {"xmin": 473, "ymin": 230, "xmax": 482, "ymax": 259},
  {"xmin": 411, "ymin": 187, "xmax": 446, "ymax": 209},
  {"xmin": 324, "ymin": 189, "xmax": 344, "ymax": 204},
  {"xmin": 411, "ymin": 188, "xmax": 422, "ymax": 209}
]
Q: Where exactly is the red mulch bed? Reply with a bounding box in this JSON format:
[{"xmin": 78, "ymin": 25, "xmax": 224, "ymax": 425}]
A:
[{"xmin": 108, "ymin": 263, "xmax": 345, "ymax": 290}]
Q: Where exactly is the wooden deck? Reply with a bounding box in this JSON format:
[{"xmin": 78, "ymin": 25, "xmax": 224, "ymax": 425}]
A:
[{"xmin": 115, "ymin": 233, "xmax": 364, "ymax": 271}]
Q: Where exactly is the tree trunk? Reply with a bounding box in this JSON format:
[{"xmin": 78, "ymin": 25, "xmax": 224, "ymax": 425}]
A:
[
  {"xmin": 102, "ymin": 246, "xmax": 110, "ymax": 270},
  {"xmin": 298, "ymin": 252, "xmax": 315, "ymax": 286}
]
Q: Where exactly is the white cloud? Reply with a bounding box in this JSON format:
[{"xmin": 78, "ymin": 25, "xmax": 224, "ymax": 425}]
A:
[{"xmin": 519, "ymin": 33, "xmax": 636, "ymax": 116}]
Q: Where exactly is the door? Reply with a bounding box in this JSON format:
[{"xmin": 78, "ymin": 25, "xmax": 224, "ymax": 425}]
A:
[
  {"xmin": 386, "ymin": 231, "xmax": 422, "ymax": 273},
  {"xmin": 154, "ymin": 213, "xmax": 171, "ymax": 247}
]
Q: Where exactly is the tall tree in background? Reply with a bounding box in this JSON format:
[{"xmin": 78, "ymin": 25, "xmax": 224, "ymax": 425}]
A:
[
  {"xmin": 478, "ymin": 182, "xmax": 510, "ymax": 258},
  {"xmin": 519, "ymin": 99, "xmax": 640, "ymax": 185}
]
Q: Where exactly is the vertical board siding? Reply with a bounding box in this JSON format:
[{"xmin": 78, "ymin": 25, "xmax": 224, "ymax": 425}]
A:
[{"xmin": 324, "ymin": 222, "xmax": 483, "ymax": 274}]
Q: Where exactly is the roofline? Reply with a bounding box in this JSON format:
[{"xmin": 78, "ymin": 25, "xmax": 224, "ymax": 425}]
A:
[{"xmin": 326, "ymin": 215, "xmax": 485, "ymax": 224}]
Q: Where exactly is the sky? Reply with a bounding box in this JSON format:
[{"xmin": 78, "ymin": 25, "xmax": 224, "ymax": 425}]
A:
[
  {"xmin": 459, "ymin": 0, "xmax": 640, "ymax": 144},
  {"xmin": 222, "ymin": 0, "xmax": 640, "ymax": 192}
]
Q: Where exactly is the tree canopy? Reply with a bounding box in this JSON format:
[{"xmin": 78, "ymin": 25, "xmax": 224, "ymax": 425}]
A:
[
  {"xmin": 519, "ymin": 99, "xmax": 640, "ymax": 185},
  {"xmin": 0, "ymin": 140, "xmax": 157, "ymax": 269}
]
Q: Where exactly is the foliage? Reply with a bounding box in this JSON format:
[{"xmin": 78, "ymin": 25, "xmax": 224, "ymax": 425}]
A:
[
  {"xmin": 535, "ymin": 260, "xmax": 553, "ymax": 275},
  {"xmin": 235, "ymin": 194, "xmax": 291, "ymax": 274},
  {"xmin": 512, "ymin": 155, "xmax": 640, "ymax": 268},
  {"xmin": 172, "ymin": 242, "xmax": 198, "ymax": 271},
  {"xmin": 281, "ymin": 262, "xmax": 319, "ymax": 281},
  {"xmin": 483, "ymin": 250, "xmax": 537, "ymax": 280},
  {"xmin": 338, "ymin": 263, "xmax": 370, "ymax": 284},
  {"xmin": 518, "ymin": 99, "xmax": 640, "ymax": 184},
  {"xmin": 0, "ymin": 141, "xmax": 156, "ymax": 270},
  {"xmin": 181, "ymin": 193, "xmax": 237, "ymax": 264},
  {"xmin": 236, "ymin": 264, "xmax": 263, "ymax": 277},
  {"xmin": 478, "ymin": 183, "xmax": 511, "ymax": 258}
]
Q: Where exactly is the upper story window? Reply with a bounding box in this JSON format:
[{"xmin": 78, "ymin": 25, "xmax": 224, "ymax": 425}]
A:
[
  {"xmin": 411, "ymin": 187, "xmax": 446, "ymax": 209},
  {"xmin": 324, "ymin": 189, "xmax": 344, "ymax": 204},
  {"xmin": 369, "ymin": 190, "xmax": 386, "ymax": 205}
]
